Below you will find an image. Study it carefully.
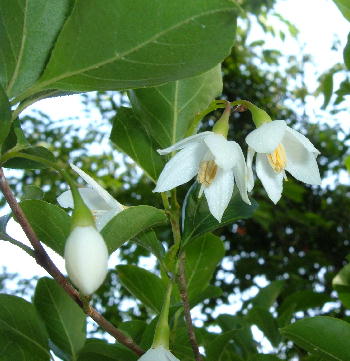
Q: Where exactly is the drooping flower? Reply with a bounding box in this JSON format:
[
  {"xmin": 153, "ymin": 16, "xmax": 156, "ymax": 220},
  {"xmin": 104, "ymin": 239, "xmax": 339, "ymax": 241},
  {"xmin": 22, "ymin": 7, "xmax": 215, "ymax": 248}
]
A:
[
  {"xmin": 58, "ymin": 164, "xmax": 124, "ymax": 231},
  {"xmin": 245, "ymin": 119, "xmax": 321, "ymax": 203},
  {"xmin": 64, "ymin": 225, "xmax": 108, "ymax": 295},
  {"xmin": 154, "ymin": 131, "xmax": 250, "ymax": 222},
  {"xmin": 138, "ymin": 346, "xmax": 180, "ymax": 361}
]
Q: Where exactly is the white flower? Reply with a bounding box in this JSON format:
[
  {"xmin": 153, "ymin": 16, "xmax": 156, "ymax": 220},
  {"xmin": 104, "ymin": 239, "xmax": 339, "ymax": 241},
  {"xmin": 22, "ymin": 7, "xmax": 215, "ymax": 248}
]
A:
[
  {"xmin": 64, "ymin": 225, "xmax": 108, "ymax": 295},
  {"xmin": 154, "ymin": 132, "xmax": 250, "ymax": 222},
  {"xmin": 138, "ymin": 346, "xmax": 180, "ymax": 361},
  {"xmin": 58, "ymin": 164, "xmax": 124, "ymax": 231},
  {"xmin": 245, "ymin": 119, "xmax": 321, "ymax": 203}
]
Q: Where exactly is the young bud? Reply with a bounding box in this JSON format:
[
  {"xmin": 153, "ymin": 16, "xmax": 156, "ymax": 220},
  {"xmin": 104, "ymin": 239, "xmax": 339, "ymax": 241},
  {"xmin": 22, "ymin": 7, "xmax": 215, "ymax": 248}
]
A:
[
  {"xmin": 64, "ymin": 225, "xmax": 108, "ymax": 295},
  {"xmin": 137, "ymin": 346, "xmax": 179, "ymax": 361}
]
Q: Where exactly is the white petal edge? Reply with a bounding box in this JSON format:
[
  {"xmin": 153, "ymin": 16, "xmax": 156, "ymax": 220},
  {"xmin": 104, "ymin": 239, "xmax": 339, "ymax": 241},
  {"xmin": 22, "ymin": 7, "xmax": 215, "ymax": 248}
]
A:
[
  {"xmin": 229, "ymin": 141, "xmax": 251, "ymax": 205},
  {"xmin": 204, "ymin": 168, "xmax": 234, "ymax": 222},
  {"xmin": 256, "ymin": 153, "xmax": 284, "ymax": 204},
  {"xmin": 137, "ymin": 347, "xmax": 180, "ymax": 361},
  {"xmin": 154, "ymin": 142, "xmax": 206, "ymax": 192},
  {"xmin": 285, "ymin": 127, "xmax": 320, "ymax": 154},
  {"xmin": 70, "ymin": 164, "xmax": 123, "ymax": 211},
  {"xmin": 246, "ymin": 147, "xmax": 255, "ymax": 192},
  {"xmin": 96, "ymin": 208, "xmax": 123, "ymax": 232},
  {"xmin": 246, "ymin": 120, "xmax": 287, "ymax": 153},
  {"xmin": 282, "ymin": 132, "xmax": 321, "ymax": 185},
  {"xmin": 204, "ymin": 133, "xmax": 236, "ymax": 170},
  {"xmin": 157, "ymin": 131, "xmax": 212, "ymax": 155}
]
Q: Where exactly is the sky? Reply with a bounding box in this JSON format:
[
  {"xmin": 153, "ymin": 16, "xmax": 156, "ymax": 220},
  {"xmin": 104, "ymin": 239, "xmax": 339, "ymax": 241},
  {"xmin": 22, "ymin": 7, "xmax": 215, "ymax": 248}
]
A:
[{"xmin": 0, "ymin": 0, "xmax": 349, "ymax": 352}]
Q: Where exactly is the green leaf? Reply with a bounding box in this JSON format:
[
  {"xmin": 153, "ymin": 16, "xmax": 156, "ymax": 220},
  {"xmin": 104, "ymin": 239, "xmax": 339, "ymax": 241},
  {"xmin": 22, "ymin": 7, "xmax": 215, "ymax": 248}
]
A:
[
  {"xmin": 248, "ymin": 356, "xmax": 282, "ymax": 361},
  {"xmin": 281, "ymin": 316, "xmax": 350, "ymax": 360},
  {"xmin": 116, "ymin": 265, "xmax": 166, "ymax": 314},
  {"xmin": 77, "ymin": 339, "xmax": 137, "ymax": 361},
  {"xmin": 247, "ymin": 307, "xmax": 281, "ymax": 347},
  {"xmin": 133, "ymin": 230, "xmax": 166, "ymax": 265},
  {"xmin": 0, "ymin": 213, "xmax": 11, "ymax": 233},
  {"xmin": 22, "ymin": 185, "xmax": 44, "ymax": 200},
  {"xmin": 344, "ymin": 33, "xmax": 350, "ymax": 70},
  {"xmin": 0, "ymin": 0, "xmax": 72, "ymax": 98},
  {"xmin": 117, "ymin": 321, "xmax": 147, "ymax": 345},
  {"xmin": 129, "ymin": 65, "xmax": 223, "ymax": 148},
  {"xmin": 33, "ymin": 278, "xmax": 86, "ymax": 361},
  {"xmin": 251, "ymin": 280, "xmax": 285, "ymax": 310},
  {"xmin": 0, "ymin": 84, "xmax": 11, "ymax": 146},
  {"xmin": 185, "ymin": 233, "xmax": 225, "ymax": 301},
  {"xmin": 333, "ymin": 262, "xmax": 350, "ymax": 308},
  {"xmin": 206, "ymin": 330, "xmax": 239, "ymax": 361},
  {"xmin": 345, "ymin": 155, "xmax": 350, "ymax": 173},
  {"xmin": 36, "ymin": 1, "xmax": 237, "ymax": 92},
  {"xmin": 20, "ymin": 200, "xmax": 71, "ymax": 256},
  {"xmin": 110, "ymin": 107, "xmax": 165, "ymax": 182},
  {"xmin": 333, "ymin": 0, "xmax": 350, "ymax": 22},
  {"xmin": 102, "ymin": 206, "xmax": 167, "ymax": 254},
  {"xmin": 0, "ymin": 294, "xmax": 50, "ymax": 361},
  {"xmin": 321, "ymin": 72, "xmax": 333, "ymax": 109},
  {"xmin": 190, "ymin": 285, "xmax": 223, "ymax": 308},
  {"xmin": 3, "ymin": 146, "xmax": 56, "ymax": 169},
  {"xmin": 182, "ymin": 183, "xmax": 257, "ymax": 241}
]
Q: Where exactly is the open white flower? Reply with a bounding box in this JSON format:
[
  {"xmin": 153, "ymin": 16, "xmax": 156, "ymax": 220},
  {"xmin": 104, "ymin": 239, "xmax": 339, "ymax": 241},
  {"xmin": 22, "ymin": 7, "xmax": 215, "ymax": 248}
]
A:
[
  {"xmin": 58, "ymin": 164, "xmax": 124, "ymax": 230},
  {"xmin": 65, "ymin": 225, "xmax": 108, "ymax": 295},
  {"xmin": 138, "ymin": 346, "xmax": 180, "ymax": 361},
  {"xmin": 154, "ymin": 132, "xmax": 250, "ymax": 222},
  {"xmin": 246, "ymin": 119, "xmax": 321, "ymax": 203}
]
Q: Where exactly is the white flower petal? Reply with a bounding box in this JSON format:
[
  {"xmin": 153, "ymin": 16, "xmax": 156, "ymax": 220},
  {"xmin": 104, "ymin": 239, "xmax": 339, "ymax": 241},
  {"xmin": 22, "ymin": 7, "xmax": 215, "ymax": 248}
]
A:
[
  {"xmin": 246, "ymin": 147, "xmax": 255, "ymax": 192},
  {"xmin": 229, "ymin": 142, "xmax": 251, "ymax": 205},
  {"xmin": 97, "ymin": 208, "xmax": 123, "ymax": 232},
  {"xmin": 285, "ymin": 127, "xmax": 320, "ymax": 154},
  {"xmin": 204, "ymin": 168, "xmax": 234, "ymax": 222},
  {"xmin": 154, "ymin": 142, "xmax": 206, "ymax": 192},
  {"xmin": 70, "ymin": 164, "xmax": 123, "ymax": 211},
  {"xmin": 282, "ymin": 132, "xmax": 321, "ymax": 185},
  {"xmin": 204, "ymin": 133, "xmax": 236, "ymax": 170},
  {"xmin": 57, "ymin": 190, "xmax": 74, "ymax": 208},
  {"xmin": 138, "ymin": 347, "xmax": 180, "ymax": 361},
  {"xmin": 256, "ymin": 153, "xmax": 284, "ymax": 204},
  {"xmin": 64, "ymin": 226, "xmax": 108, "ymax": 295},
  {"xmin": 157, "ymin": 131, "xmax": 213, "ymax": 155},
  {"xmin": 246, "ymin": 120, "xmax": 287, "ymax": 153}
]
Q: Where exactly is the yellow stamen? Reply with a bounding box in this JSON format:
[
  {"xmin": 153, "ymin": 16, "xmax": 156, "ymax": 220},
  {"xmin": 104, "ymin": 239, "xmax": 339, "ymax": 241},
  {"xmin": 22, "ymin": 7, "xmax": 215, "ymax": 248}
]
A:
[
  {"xmin": 197, "ymin": 160, "xmax": 218, "ymax": 187},
  {"xmin": 267, "ymin": 144, "xmax": 287, "ymax": 173}
]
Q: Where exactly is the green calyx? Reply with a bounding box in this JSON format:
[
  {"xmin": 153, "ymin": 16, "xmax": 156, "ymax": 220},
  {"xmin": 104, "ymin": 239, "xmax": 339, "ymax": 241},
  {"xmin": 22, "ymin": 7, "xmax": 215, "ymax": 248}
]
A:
[
  {"xmin": 152, "ymin": 282, "xmax": 173, "ymax": 349},
  {"xmin": 231, "ymin": 100, "xmax": 272, "ymax": 127},
  {"xmin": 212, "ymin": 101, "xmax": 231, "ymax": 137}
]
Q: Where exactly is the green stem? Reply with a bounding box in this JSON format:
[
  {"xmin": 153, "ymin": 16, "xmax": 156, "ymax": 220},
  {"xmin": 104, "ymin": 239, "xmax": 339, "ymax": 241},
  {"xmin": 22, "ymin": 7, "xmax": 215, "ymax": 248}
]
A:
[{"xmin": 152, "ymin": 281, "xmax": 173, "ymax": 349}]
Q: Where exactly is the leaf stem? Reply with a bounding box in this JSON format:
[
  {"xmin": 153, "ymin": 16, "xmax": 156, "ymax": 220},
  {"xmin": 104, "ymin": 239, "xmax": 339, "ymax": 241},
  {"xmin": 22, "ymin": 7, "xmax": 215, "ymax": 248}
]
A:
[
  {"xmin": 0, "ymin": 232, "xmax": 35, "ymax": 257},
  {"xmin": 0, "ymin": 166, "xmax": 144, "ymax": 356}
]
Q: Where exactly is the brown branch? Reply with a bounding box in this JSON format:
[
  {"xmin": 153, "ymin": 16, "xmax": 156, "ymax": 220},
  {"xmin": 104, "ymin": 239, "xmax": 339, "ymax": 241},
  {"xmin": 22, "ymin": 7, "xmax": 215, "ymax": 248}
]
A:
[
  {"xmin": 177, "ymin": 253, "xmax": 204, "ymax": 361},
  {"xmin": 0, "ymin": 167, "xmax": 144, "ymax": 356}
]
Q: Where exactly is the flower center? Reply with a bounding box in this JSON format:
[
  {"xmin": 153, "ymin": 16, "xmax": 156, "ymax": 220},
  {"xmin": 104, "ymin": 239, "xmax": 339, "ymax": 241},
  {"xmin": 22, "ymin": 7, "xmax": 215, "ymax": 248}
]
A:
[
  {"xmin": 267, "ymin": 144, "xmax": 287, "ymax": 173},
  {"xmin": 197, "ymin": 160, "xmax": 218, "ymax": 187}
]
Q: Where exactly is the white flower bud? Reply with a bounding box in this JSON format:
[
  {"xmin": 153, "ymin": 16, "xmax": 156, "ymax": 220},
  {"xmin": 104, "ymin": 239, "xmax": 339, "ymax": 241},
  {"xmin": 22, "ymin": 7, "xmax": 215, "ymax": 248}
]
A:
[
  {"xmin": 138, "ymin": 347, "xmax": 180, "ymax": 361},
  {"xmin": 64, "ymin": 225, "xmax": 108, "ymax": 295}
]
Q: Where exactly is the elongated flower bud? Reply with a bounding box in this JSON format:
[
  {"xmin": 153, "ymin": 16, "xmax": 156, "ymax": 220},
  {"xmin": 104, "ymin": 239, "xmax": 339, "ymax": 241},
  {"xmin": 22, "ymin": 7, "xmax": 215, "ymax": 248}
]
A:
[
  {"xmin": 138, "ymin": 346, "xmax": 180, "ymax": 361},
  {"xmin": 64, "ymin": 225, "xmax": 108, "ymax": 295}
]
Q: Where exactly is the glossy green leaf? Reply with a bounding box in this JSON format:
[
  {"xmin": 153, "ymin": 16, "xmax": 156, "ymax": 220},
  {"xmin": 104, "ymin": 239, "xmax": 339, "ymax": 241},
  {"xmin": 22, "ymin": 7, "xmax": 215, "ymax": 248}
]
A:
[
  {"xmin": 206, "ymin": 330, "xmax": 239, "ymax": 361},
  {"xmin": 33, "ymin": 278, "xmax": 86, "ymax": 361},
  {"xmin": 281, "ymin": 316, "xmax": 350, "ymax": 360},
  {"xmin": 20, "ymin": 200, "xmax": 71, "ymax": 256},
  {"xmin": 344, "ymin": 33, "xmax": 350, "ymax": 70},
  {"xmin": 345, "ymin": 155, "xmax": 350, "ymax": 173},
  {"xmin": 77, "ymin": 339, "xmax": 137, "ymax": 361},
  {"xmin": 333, "ymin": 262, "xmax": 350, "ymax": 308},
  {"xmin": 185, "ymin": 233, "xmax": 225, "ymax": 301},
  {"xmin": 251, "ymin": 280, "xmax": 285, "ymax": 309},
  {"xmin": 249, "ymin": 356, "xmax": 282, "ymax": 361},
  {"xmin": 129, "ymin": 65, "xmax": 223, "ymax": 148},
  {"xmin": 110, "ymin": 107, "xmax": 165, "ymax": 182},
  {"xmin": 333, "ymin": 0, "xmax": 350, "ymax": 22},
  {"xmin": 116, "ymin": 265, "xmax": 166, "ymax": 314},
  {"xmin": 36, "ymin": 0, "xmax": 237, "ymax": 92},
  {"xmin": 247, "ymin": 307, "xmax": 281, "ymax": 347},
  {"xmin": 22, "ymin": 185, "xmax": 44, "ymax": 200},
  {"xmin": 0, "ymin": 0, "xmax": 72, "ymax": 98},
  {"xmin": 0, "ymin": 294, "xmax": 50, "ymax": 361},
  {"xmin": 117, "ymin": 321, "xmax": 147, "ymax": 345},
  {"xmin": 3, "ymin": 146, "xmax": 56, "ymax": 169},
  {"xmin": 0, "ymin": 84, "xmax": 11, "ymax": 146},
  {"xmin": 190, "ymin": 285, "xmax": 223, "ymax": 308},
  {"xmin": 102, "ymin": 206, "xmax": 167, "ymax": 254},
  {"xmin": 133, "ymin": 230, "xmax": 166, "ymax": 265},
  {"xmin": 321, "ymin": 72, "xmax": 333, "ymax": 109},
  {"xmin": 182, "ymin": 183, "xmax": 257, "ymax": 241}
]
